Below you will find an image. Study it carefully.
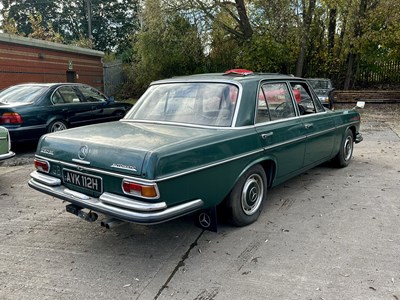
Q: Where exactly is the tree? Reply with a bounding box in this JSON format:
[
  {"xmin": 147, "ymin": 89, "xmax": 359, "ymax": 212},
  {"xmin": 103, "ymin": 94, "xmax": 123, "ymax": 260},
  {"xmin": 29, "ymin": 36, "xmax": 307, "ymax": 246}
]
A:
[
  {"xmin": 0, "ymin": 0, "xmax": 140, "ymax": 52},
  {"xmin": 28, "ymin": 13, "xmax": 63, "ymax": 43},
  {"xmin": 125, "ymin": 0, "xmax": 204, "ymax": 96}
]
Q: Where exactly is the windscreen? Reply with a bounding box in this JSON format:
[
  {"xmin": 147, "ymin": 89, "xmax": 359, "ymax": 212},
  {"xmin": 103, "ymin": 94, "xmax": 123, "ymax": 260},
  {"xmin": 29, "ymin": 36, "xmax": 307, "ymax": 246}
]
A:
[
  {"xmin": 0, "ymin": 85, "xmax": 48, "ymax": 104},
  {"xmin": 308, "ymin": 79, "xmax": 331, "ymax": 90},
  {"xmin": 127, "ymin": 82, "xmax": 238, "ymax": 127}
]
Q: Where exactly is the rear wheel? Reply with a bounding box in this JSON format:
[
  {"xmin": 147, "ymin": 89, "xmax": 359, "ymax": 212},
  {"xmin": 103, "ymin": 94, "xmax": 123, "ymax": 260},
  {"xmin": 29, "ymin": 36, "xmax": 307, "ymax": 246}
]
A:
[
  {"xmin": 48, "ymin": 120, "xmax": 68, "ymax": 133},
  {"xmin": 226, "ymin": 165, "xmax": 267, "ymax": 226},
  {"xmin": 333, "ymin": 128, "xmax": 354, "ymax": 168}
]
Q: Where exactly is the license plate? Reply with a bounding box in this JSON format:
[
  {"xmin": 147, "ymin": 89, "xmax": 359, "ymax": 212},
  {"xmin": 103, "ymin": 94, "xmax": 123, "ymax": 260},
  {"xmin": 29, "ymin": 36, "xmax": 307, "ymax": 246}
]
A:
[{"xmin": 63, "ymin": 169, "xmax": 102, "ymax": 193}]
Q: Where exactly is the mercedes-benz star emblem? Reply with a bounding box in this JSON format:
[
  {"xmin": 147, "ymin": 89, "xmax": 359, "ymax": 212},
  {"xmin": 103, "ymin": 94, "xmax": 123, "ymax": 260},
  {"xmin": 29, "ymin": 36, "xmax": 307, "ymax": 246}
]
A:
[
  {"xmin": 198, "ymin": 213, "xmax": 211, "ymax": 228},
  {"xmin": 78, "ymin": 145, "xmax": 89, "ymax": 160},
  {"xmin": 249, "ymin": 187, "xmax": 258, "ymax": 203}
]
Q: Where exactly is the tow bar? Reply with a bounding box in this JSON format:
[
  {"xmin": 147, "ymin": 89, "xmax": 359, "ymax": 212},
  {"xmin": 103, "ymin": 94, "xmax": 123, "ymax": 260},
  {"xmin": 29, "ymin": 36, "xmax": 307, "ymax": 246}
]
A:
[{"xmin": 66, "ymin": 204, "xmax": 98, "ymax": 222}]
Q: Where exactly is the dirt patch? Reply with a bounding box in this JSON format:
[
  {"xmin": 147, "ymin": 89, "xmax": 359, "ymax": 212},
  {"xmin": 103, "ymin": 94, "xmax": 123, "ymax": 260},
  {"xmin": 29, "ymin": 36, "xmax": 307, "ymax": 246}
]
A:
[{"xmin": 335, "ymin": 103, "xmax": 400, "ymax": 123}]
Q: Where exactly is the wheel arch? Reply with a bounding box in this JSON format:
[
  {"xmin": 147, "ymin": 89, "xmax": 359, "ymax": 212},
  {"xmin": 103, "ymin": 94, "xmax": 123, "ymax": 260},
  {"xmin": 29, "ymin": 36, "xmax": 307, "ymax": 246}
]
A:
[
  {"xmin": 46, "ymin": 115, "xmax": 69, "ymax": 127},
  {"xmin": 232, "ymin": 157, "xmax": 277, "ymax": 190}
]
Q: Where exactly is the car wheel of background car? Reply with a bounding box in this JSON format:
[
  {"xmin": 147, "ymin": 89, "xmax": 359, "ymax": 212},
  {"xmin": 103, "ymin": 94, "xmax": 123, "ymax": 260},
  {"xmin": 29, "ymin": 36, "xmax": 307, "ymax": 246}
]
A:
[
  {"xmin": 48, "ymin": 120, "xmax": 68, "ymax": 133},
  {"xmin": 226, "ymin": 164, "xmax": 267, "ymax": 226},
  {"xmin": 333, "ymin": 128, "xmax": 354, "ymax": 168}
]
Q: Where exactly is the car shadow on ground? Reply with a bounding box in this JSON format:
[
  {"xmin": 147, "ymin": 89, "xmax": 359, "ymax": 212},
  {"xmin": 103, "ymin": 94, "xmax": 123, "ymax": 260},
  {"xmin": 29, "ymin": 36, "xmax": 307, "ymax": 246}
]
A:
[{"xmin": 5, "ymin": 141, "xmax": 38, "ymax": 167}]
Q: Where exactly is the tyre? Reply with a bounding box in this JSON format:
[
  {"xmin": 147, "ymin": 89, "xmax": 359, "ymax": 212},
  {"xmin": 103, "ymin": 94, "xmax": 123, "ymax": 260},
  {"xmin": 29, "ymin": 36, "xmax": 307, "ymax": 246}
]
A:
[
  {"xmin": 333, "ymin": 128, "xmax": 354, "ymax": 168},
  {"xmin": 226, "ymin": 164, "xmax": 267, "ymax": 226},
  {"xmin": 48, "ymin": 120, "xmax": 68, "ymax": 133}
]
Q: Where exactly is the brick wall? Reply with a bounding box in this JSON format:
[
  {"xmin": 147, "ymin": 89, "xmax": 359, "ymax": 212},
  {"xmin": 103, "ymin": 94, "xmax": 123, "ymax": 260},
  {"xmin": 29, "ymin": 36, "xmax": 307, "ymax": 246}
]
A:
[{"xmin": 0, "ymin": 34, "xmax": 104, "ymax": 91}]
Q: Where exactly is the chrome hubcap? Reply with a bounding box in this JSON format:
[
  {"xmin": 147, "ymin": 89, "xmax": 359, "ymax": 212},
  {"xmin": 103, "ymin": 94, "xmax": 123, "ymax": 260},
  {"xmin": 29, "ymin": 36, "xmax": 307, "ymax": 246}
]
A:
[
  {"xmin": 241, "ymin": 174, "xmax": 264, "ymax": 216},
  {"xmin": 343, "ymin": 135, "xmax": 353, "ymax": 161}
]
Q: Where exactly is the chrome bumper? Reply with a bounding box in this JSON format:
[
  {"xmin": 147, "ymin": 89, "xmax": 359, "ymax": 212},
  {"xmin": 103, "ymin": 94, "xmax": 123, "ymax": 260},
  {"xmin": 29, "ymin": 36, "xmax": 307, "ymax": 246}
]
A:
[
  {"xmin": 0, "ymin": 151, "xmax": 15, "ymax": 162},
  {"xmin": 28, "ymin": 171, "xmax": 204, "ymax": 224}
]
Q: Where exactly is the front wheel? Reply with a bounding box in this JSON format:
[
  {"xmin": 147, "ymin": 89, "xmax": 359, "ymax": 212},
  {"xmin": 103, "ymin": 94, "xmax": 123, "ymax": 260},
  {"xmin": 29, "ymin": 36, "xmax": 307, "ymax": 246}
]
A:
[
  {"xmin": 226, "ymin": 165, "xmax": 267, "ymax": 227},
  {"xmin": 48, "ymin": 120, "xmax": 68, "ymax": 133},
  {"xmin": 333, "ymin": 128, "xmax": 354, "ymax": 168}
]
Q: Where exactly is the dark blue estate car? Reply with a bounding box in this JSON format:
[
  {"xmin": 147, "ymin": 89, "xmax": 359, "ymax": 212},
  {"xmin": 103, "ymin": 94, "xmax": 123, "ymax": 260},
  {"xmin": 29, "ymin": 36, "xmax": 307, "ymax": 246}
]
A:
[{"xmin": 0, "ymin": 83, "xmax": 132, "ymax": 142}]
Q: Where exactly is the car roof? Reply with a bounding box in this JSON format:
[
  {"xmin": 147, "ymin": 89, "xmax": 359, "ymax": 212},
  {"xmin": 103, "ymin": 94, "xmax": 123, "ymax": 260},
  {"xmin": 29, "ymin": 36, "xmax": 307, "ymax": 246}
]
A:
[
  {"xmin": 306, "ymin": 78, "xmax": 331, "ymax": 81},
  {"xmin": 7, "ymin": 83, "xmax": 90, "ymax": 89},
  {"xmin": 151, "ymin": 72, "xmax": 304, "ymax": 85}
]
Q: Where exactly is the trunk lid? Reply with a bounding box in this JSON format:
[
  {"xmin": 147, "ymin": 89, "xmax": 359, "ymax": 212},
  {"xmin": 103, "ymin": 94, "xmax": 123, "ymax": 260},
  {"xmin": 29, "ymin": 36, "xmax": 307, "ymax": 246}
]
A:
[{"xmin": 37, "ymin": 121, "xmax": 217, "ymax": 177}]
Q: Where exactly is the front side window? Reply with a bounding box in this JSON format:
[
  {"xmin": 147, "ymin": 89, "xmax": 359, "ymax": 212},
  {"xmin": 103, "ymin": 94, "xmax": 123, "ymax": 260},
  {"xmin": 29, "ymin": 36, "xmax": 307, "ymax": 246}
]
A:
[
  {"xmin": 290, "ymin": 82, "xmax": 324, "ymax": 114},
  {"xmin": 127, "ymin": 83, "xmax": 238, "ymax": 127},
  {"xmin": 77, "ymin": 86, "xmax": 107, "ymax": 102},
  {"xmin": 256, "ymin": 83, "xmax": 295, "ymax": 123}
]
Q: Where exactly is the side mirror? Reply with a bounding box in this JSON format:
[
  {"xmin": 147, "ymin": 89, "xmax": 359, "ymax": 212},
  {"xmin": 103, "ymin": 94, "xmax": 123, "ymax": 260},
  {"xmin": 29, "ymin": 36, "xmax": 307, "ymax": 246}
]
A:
[
  {"xmin": 355, "ymin": 101, "xmax": 365, "ymax": 109},
  {"xmin": 108, "ymin": 96, "xmax": 115, "ymax": 103}
]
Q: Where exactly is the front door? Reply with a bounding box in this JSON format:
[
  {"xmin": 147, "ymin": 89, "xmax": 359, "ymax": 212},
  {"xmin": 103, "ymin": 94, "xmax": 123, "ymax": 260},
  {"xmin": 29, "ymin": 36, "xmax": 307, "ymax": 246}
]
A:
[
  {"xmin": 290, "ymin": 81, "xmax": 335, "ymax": 166},
  {"xmin": 255, "ymin": 82, "xmax": 307, "ymax": 182}
]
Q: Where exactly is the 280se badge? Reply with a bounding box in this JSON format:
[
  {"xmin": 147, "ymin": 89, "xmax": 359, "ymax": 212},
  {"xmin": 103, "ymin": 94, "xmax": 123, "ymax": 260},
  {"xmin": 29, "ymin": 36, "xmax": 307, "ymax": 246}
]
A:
[{"xmin": 28, "ymin": 69, "xmax": 363, "ymax": 231}]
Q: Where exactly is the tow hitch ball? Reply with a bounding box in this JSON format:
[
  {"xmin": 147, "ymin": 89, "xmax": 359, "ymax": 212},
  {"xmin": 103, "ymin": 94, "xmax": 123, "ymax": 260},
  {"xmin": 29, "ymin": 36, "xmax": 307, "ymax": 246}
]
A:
[{"xmin": 66, "ymin": 204, "xmax": 98, "ymax": 222}]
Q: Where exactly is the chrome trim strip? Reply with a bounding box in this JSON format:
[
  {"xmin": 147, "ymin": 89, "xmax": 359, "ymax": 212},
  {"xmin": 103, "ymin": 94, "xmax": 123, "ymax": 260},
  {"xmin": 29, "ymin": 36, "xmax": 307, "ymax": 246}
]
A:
[
  {"xmin": 30, "ymin": 170, "xmax": 61, "ymax": 186},
  {"xmin": 305, "ymin": 127, "xmax": 336, "ymax": 139},
  {"xmin": 336, "ymin": 121, "xmax": 360, "ymax": 128},
  {"xmin": 156, "ymin": 148, "xmax": 264, "ymax": 181},
  {"xmin": 28, "ymin": 176, "xmax": 204, "ymax": 224},
  {"xmin": 72, "ymin": 158, "xmax": 91, "ymax": 165},
  {"xmin": 120, "ymin": 119, "xmax": 233, "ymax": 130},
  {"xmin": 0, "ymin": 137, "xmax": 6, "ymax": 140},
  {"xmin": 35, "ymin": 155, "xmax": 151, "ymax": 182},
  {"xmin": 34, "ymin": 120, "xmax": 358, "ymax": 183},
  {"xmin": 264, "ymin": 136, "xmax": 306, "ymax": 151}
]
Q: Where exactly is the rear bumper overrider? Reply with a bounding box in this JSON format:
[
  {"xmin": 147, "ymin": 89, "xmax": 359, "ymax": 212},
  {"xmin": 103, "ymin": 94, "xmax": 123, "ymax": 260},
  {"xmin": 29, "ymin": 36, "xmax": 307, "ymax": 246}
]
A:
[{"xmin": 28, "ymin": 171, "xmax": 204, "ymax": 224}]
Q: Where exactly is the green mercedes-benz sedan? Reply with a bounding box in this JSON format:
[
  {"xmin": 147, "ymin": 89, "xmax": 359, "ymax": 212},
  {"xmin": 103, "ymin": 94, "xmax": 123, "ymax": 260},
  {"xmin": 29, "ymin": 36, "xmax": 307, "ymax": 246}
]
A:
[
  {"xmin": 0, "ymin": 126, "xmax": 15, "ymax": 164},
  {"xmin": 28, "ymin": 70, "xmax": 363, "ymax": 231}
]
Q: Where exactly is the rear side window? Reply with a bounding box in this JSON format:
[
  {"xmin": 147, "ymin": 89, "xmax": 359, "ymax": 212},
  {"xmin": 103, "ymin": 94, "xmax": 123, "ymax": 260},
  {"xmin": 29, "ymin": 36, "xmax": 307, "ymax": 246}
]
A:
[
  {"xmin": 256, "ymin": 83, "xmax": 295, "ymax": 123},
  {"xmin": 52, "ymin": 86, "xmax": 81, "ymax": 104}
]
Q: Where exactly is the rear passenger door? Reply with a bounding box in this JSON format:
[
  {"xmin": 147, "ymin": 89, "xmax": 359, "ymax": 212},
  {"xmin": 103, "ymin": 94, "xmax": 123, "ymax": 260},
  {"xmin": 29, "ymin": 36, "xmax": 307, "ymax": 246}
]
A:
[
  {"xmin": 51, "ymin": 86, "xmax": 98, "ymax": 127},
  {"xmin": 290, "ymin": 81, "xmax": 336, "ymax": 166},
  {"xmin": 255, "ymin": 82, "xmax": 306, "ymax": 181}
]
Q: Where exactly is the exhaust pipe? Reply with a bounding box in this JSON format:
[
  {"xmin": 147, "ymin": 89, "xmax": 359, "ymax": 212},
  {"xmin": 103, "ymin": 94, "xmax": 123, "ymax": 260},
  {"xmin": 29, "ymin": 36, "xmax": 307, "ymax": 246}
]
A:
[{"xmin": 100, "ymin": 218, "xmax": 125, "ymax": 229}]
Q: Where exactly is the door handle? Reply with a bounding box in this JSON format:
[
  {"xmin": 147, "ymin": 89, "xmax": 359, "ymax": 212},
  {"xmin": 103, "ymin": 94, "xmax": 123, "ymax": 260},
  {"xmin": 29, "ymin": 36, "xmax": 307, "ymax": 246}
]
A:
[
  {"xmin": 261, "ymin": 132, "xmax": 273, "ymax": 139},
  {"xmin": 304, "ymin": 123, "xmax": 313, "ymax": 129}
]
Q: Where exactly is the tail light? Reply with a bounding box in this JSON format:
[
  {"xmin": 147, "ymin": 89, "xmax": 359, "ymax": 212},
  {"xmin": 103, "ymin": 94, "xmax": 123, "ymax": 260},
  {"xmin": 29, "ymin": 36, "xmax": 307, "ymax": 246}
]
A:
[
  {"xmin": 122, "ymin": 179, "xmax": 159, "ymax": 199},
  {"xmin": 1, "ymin": 112, "xmax": 23, "ymax": 124},
  {"xmin": 34, "ymin": 159, "xmax": 50, "ymax": 173}
]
